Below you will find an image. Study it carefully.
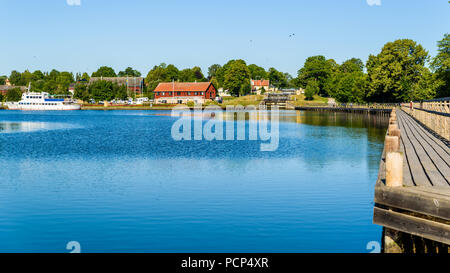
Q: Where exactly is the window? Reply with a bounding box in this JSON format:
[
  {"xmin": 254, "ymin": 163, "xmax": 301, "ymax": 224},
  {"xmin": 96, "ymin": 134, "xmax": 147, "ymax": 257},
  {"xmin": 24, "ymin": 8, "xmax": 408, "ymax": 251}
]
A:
[
  {"xmin": 188, "ymin": 92, "xmax": 191, "ymax": 95},
  {"xmin": 177, "ymin": 92, "xmax": 181, "ymax": 96}
]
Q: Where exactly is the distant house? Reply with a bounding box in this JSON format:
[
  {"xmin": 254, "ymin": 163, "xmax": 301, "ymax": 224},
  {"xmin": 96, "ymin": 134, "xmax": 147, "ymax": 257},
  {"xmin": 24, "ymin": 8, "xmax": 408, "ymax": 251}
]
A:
[
  {"xmin": 154, "ymin": 82, "xmax": 216, "ymax": 104},
  {"xmin": 89, "ymin": 77, "xmax": 145, "ymax": 94},
  {"xmin": 0, "ymin": 85, "xmax": 27, "ymax": 96},
  {"xmin": 250, "ymin": 79, "xmax": 270, "ymax": 95},
  {"xmin": 68, "ymin": 83, "xmax": 76, "ymax": 95}
]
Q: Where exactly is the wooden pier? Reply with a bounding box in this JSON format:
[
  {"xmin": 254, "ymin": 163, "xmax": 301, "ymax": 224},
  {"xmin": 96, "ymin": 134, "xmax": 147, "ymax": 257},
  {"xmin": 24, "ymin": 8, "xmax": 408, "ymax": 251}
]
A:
[
  {"xmin": 294, "ymin": 105, "xmax": 392, "ymax": 115},
  {"xmin": 373, "ymin": 102, "xmax": 450, "ymax": 252},
  {"xmin": 260, "ymin": 93, "xmax": 290, "ymax": 109}
]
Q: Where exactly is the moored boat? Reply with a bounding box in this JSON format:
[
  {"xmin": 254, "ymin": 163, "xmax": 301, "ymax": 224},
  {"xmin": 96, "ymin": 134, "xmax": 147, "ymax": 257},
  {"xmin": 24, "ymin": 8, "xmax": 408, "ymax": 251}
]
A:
[{"xmin": 6, "ymin": 92, "xmax": 81, "ymax": 111}]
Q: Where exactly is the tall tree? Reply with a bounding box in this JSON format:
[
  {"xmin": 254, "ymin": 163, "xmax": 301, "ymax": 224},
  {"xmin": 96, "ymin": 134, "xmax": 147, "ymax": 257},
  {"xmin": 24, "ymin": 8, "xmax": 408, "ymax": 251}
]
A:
[
  {"xmin": 81, "ymin": 72, "xmax": 90, "ymax": 81},
  {"xmin": 268, "ymin": 67, "xmax": 288, "ymax": 89},
  {"xmin": 9, "ymin": 70, "xmax": 23, "ymax": 86},
  {"xmin": 223, "ymin": 60, "xmax": 251, "ymax": 96},
  {"xmin": 89, "ymin": 80, "xmax": 115, "ymax": 102},
  {"xmin": 118, "ymin": 67, "xmax": 141, "ymax": 77},
  {"xmin": 325, "ymin": 58, "xmax": 368, "ymax": 103},
  {"xmin": 6, "ymin": 87, "xmax": 22, "ymax": 101},
  {"xmin": 145, "ymin": 63, "xmax": 182, "ymax": 91},
  {"xmin": 165, "ymin": 64, "xmax": 179, "ymax": 81},
  {"xmin": 297, "ymin": 56, "xmax": 334, "ymax": 96},
  {"xmin": 339, "ymin": 58, "xmax": 364, "ymax": 73},
  {"xmin": 430, "ymin": 33, "xmax": 450, "ymax": 98},
  {"xmin": 366, "ymin": 39, "xmax": 431, "ymax": 102},
  {"xmin": 248, "ymin": 64, "xmax": 268, "ymax": 80},
  {"xmin": 73, "ymin": 83, "xmax": 90, "ymax": 102},
  {"xmin": 304, "ymin": 79, "xmax": 319, "ymax": 100},
  {"xmin": 92, "ymin": 66, "xmax": 117, "ymax": 77},
  {"xmin": 207, "ymin": 64, "xmax": 221, "ymax": 80},
  {"xmin": 55, "ymin": 72, "xmax": 74, "ymax": 93}
]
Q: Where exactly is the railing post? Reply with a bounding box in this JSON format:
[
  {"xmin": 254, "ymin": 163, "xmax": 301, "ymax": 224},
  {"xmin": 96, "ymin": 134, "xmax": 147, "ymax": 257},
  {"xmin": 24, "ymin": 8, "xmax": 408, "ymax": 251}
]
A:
[{"xmin": 386, "ymin": 152, "xmax": 403, "ymax": 187}]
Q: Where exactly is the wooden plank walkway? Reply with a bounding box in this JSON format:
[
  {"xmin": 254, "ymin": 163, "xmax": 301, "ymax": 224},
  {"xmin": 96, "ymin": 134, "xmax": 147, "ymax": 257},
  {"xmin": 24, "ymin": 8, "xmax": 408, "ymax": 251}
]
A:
[{"xmin": 373, "ymin": 109, "xmax": 450, "ymax": 248}]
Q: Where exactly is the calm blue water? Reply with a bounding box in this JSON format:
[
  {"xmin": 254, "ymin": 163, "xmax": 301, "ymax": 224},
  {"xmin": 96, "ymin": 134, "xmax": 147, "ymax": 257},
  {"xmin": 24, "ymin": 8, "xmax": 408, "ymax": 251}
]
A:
[{"xmin": 0, "ymin": 110, "xmax": 387, "ymax": 253}]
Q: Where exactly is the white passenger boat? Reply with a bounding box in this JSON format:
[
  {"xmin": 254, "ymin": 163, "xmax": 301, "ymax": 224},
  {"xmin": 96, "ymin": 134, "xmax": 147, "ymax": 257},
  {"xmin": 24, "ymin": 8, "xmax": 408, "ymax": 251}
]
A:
[{"xmin": 6, "ymin": 92, "xmax": 81, "ymax": 111}]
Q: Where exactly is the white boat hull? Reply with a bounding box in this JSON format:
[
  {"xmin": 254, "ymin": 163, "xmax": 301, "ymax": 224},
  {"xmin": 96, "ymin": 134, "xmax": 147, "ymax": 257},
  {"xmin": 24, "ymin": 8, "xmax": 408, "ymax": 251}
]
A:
[
  {"xmin": 6, "ymin": 102, "xmax": 81, "ymax": 111},
  {"xmin": 6, "ymin": 92, "xmax": 81, "ymax": 111}
]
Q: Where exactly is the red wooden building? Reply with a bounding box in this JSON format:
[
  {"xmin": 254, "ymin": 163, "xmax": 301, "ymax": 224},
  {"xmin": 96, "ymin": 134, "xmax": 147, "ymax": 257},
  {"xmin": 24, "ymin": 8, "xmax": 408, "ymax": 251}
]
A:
[{"xmin": 154, "ymin": 82, "xmax": 216, "ymax": 104}]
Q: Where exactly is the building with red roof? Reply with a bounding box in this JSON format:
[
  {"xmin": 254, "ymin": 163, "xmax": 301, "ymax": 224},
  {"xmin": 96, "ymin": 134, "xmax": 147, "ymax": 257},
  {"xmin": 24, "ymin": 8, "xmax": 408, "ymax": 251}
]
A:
[
  {"xmin": 251, "ymin": 79, "xmax": 270, "ymax": 94},
  {"xmin": 154, "ymin": 82, "xmax": 216, "ymax": 104}
]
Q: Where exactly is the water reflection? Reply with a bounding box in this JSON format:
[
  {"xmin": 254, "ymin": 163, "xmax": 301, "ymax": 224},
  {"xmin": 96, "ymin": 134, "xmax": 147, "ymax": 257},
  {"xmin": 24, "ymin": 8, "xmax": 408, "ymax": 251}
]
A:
[
  {"xmin": 0, "ymin": 121, "xmax": 78, "ymax": 133},
  {"xmin": 0, "ymin": 110, "xmax": 388, "ymax": 252}
]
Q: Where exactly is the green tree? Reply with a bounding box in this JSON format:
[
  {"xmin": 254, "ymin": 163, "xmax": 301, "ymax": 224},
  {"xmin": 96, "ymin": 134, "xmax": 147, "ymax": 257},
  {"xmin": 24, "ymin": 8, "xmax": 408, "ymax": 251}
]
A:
[
  {"xmin": 297, "ymin": 56, "xmax": 334, "ymax": 96},
  {"xmin": 113, "ymin": 84, "xmax": 129, "ymax": 100},
  {"xmin": 92, "ymin": 66, "xmax": 117, "ymax": 77},
  {"xmin": 331, "ymin": 72, "xmax": 368, "ymax": 103},
  {"xmin": 268, "ymin": 67, "xmax": 288, "ymax": 89},
  {"xmin": 0, "ymin": 75, "xmax": 6, "ymax": 85},
  {"xmin": 165, "ymin": 64, "xmax": 180, "ymax": 81},
  {"xmin": 248, "ymin": 64, "xmax": 268, "ymax": 80},
  {"xmin": 74, "ymin": 83, "xmax": 90, "ymax": 102},
  {"xmin": 304, "ymin": 80, "xmax": 319, "ymax": 100},
  {"xmin": 207, "ymin": 64, "xmax": 222, "ymax": 80},
  {"xmin": 79, "ymin": 72, "xmax": 89, "ymax": 82},
  {"xmin": 89, "ymin": 80, "xmax": 115, "ymax": 102},
  {"xmin": 325, "ymin": 58, "xmax": 367, "ymax": 103},
  {"xmin": 9, "ymin": 70, "xmax": 23, "ymax": 86},
  {"xmin": 118, "ymin": 67, "xmax": 141, "ymax": 77},
  {"xmin": 430, "ymin": 34, "xmax": 450, "ymax": 98},
  {"xmin": 366, "ymin": 39, "xmax": 430, "ymax": 102},
  {"xmin": 178, "ymin": 67, "xmax": 206, "ymax": 82},
  {"xmin": 191, "ymin": 66, "xmax": 206, "ymax": 81},
  {"xmin": 48, "ymin": 69, "xmax": 60, "ymax": 81},
  {"xmin": 223, "ymin": 60, "xmax": 251, "ymax": 96},
  {"xmin": 239, "ymin": 80, "xmax": 251, "ymax": 96},
  {"xmin": 32, "ymin": 70, "xmax": 45, "ymax": 81},
  {"xmin": 55, "ymin": 72, "xmax": 74, "ymax": 93},
  {"xmin": 210, "ymin": 77, "xmax": 219, "ymax": 91},
  {"xmin": 6, "ymin": 87, "xmax": 22, "ymax": 101},
  {"xmin": 339, "ymin": 58, "xmax": 364, "ymax": 73},
  {"xmin": 145, "ymin": 63, "xmax": 179, "ymax": 91}
]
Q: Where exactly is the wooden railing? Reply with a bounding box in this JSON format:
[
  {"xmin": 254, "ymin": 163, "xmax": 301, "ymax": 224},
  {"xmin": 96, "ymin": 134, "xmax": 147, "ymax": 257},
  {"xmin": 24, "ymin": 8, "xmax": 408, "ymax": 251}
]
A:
[
  {"xmin": 333, "ymin": 102, "xmax": 399, "ymax": 109},
  {"xmin": 400, "ymin": 97, "xmax": 450, "ymax": 141}
]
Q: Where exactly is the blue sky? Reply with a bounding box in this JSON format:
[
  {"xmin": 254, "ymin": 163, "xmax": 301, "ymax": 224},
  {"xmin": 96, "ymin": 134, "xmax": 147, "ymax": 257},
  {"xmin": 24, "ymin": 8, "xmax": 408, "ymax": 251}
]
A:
[{"xmin": 1, "ymin": 0, "xmax": 449, "ymax": 77}]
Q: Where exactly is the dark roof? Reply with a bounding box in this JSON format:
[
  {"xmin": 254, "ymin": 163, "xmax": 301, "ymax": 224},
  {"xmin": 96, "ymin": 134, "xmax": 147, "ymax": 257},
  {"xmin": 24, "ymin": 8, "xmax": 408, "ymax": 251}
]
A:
[
  {"xmin": 154, "ymin": 82, "xmax": 213, "ymax": 92},
  {"xmin": 0, "ymin": 85, "xmax": 27, "ymax": 91},
  {"xmin": 89, "ymin": 77, "xmax": 144, "ymax": 87}
]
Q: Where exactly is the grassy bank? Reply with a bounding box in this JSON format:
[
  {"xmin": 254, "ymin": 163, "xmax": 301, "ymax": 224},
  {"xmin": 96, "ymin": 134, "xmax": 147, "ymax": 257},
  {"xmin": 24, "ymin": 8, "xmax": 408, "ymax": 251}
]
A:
[
  {"xmin": 80, "ymin": 94, "xmax": 329, "ymax": 110},
  {"xmin": 81, "ymin": 104, "xmax": 174, "ymax": 110},
  {"xmin": 288, "ymin": 95, "xmax": 329, "ymax": 107},
  {"xmin": 220, "ymin": 95, "xmax": 264, "ymax": 106}
]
